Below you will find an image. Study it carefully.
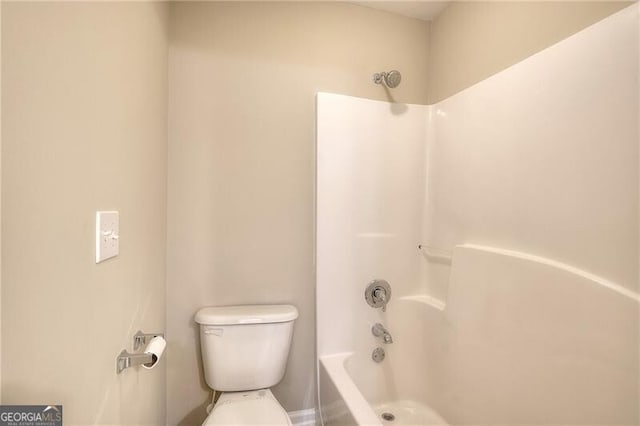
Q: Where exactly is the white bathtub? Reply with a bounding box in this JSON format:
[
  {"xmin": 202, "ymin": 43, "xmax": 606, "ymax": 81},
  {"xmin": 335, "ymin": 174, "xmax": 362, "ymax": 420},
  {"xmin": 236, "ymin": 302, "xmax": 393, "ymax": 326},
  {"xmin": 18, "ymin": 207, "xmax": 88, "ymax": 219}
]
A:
[
  {"xmin": 317, "ymin": 246, "xmax": 639, "ymax": 425},
  {"xmin": 317, "ymin": 292, "xmax": 449, "ymax": 426},
  {"xmin": 318, "ymin": 352, "xmax": 448, "ymax": 426}
]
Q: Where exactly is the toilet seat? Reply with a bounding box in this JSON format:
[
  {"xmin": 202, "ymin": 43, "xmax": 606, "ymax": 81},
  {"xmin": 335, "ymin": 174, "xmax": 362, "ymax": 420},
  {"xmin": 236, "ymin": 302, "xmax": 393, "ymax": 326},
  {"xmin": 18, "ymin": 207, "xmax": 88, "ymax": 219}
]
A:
[{"xmin": 203, "ymin": 389, "xmax": 292, "ymax": 426}]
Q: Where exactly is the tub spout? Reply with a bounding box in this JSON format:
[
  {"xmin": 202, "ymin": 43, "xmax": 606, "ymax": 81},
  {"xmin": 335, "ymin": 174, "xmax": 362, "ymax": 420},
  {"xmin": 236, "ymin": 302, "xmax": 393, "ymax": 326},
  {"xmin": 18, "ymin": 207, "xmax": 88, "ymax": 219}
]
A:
[{"xmin": 372, "ymin": 323, "xmax": 393, "ymax": 344}]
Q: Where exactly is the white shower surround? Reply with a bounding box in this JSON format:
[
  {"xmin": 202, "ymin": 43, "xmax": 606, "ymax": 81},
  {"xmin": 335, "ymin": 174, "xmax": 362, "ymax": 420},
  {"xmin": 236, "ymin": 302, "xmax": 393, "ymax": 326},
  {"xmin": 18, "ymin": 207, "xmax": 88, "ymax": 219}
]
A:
[{"xmin": 317, "ymin": 4, "xmax": 639, "ymax": 425}]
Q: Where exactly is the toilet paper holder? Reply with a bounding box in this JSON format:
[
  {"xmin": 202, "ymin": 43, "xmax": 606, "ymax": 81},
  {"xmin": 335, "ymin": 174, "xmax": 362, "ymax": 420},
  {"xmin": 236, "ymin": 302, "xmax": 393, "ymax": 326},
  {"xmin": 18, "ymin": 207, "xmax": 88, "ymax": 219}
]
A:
[
  {"xmin": 116, "ymin": 330, "xmax": 165, "ymax": 374},
  {"xmin": 133, "ymin": 330, "xmax": 164, "ymax": 351}
]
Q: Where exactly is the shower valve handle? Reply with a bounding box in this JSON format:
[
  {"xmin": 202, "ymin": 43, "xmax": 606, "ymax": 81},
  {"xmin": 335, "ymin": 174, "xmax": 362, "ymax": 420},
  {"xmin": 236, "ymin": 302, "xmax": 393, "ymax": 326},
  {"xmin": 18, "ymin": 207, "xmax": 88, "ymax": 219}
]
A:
[
  {"xmin": 365, "ymin": 279, "xmax": 392, "ymax": 312},
  {"xmin": 373, "ymin": 287, "xmax": 387, "ymax": 304}
]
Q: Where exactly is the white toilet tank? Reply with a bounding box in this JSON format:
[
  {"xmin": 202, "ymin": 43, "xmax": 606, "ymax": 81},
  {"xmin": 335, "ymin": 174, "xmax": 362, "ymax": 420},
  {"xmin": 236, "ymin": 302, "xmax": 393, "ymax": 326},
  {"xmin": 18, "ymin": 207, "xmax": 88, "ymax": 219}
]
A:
[{"xmin": 194, "ymin": 304, "xmax": 298, "ymax": 392}]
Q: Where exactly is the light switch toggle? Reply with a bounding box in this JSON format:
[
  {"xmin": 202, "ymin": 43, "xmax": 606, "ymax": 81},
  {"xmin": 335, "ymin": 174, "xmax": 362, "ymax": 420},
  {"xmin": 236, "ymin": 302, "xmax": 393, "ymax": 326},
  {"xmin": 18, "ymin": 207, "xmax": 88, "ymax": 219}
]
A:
[
  {"xmin": 102, "ymin": 230, "xmax": 119, "ymax": 240},
  {"xmin": 96, "ymin": 211, "xmax": 119, "ymax": 263}
]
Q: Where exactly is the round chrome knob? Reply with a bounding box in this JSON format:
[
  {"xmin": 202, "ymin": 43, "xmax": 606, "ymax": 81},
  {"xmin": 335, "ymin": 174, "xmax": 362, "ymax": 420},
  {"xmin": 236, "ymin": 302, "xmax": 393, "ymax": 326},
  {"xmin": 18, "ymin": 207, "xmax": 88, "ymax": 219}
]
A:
[
  {"xmin": 372, "ymin": 347, "xmax": 385, "ymax": 363},
  {"xmin": 365, "ymin": 279, "xmax": 391, "ymax": 311}
]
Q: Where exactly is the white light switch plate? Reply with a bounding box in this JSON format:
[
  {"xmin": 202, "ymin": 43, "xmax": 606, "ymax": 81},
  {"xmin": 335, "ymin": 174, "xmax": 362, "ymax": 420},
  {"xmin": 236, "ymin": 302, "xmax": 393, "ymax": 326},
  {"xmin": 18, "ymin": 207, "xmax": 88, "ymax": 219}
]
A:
[{"xmin": 96, "ymin": 211, "xmax": 119, "ymax": 263}]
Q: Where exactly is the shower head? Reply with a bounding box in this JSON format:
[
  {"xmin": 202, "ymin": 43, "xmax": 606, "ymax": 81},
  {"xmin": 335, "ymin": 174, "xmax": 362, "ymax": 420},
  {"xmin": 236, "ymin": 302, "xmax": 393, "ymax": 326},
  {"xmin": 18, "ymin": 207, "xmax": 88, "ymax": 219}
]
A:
[{"xmin": 373, "ymin": 70, "xmax": 402, "ymax": 88}]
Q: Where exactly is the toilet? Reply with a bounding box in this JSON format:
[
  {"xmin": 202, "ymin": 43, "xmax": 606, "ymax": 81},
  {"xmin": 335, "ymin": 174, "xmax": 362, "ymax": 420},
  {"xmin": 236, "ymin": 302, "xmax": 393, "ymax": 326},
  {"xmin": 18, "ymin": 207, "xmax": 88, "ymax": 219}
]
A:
[{"xmin": 194, "ymin": 304, "xmax": 299, "ymax": 425}]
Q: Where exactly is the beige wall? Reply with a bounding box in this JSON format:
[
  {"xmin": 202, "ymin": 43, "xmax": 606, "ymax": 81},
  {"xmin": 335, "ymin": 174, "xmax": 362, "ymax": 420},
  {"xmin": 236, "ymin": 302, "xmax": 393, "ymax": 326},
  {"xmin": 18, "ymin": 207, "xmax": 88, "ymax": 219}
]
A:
[
  {"xmin": 428, "ymin": 1, "xmax": 632, "ymax": 103},
  {"xmin": 2, "ymin": 3, "xmax": 168, "ymax": 424},
  {"xmin": 166, "ymin": 2, "xmax": 429, "ymax": 424}
]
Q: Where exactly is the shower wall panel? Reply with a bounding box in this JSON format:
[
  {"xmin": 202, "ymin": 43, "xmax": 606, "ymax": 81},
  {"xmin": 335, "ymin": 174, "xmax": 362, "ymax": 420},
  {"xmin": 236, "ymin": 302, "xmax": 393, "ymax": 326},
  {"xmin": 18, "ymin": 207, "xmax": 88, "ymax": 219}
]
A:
[
  {"xmin": 423, "ymin": 4, "xmax": 639, "ymax": 422},
  {"xmin": 316, "ymin": 93, "xmax": 428, "ymax": 361},
  {"xmin": 424, "ymin": 3, "xmax": 639, "ymax": 297}
]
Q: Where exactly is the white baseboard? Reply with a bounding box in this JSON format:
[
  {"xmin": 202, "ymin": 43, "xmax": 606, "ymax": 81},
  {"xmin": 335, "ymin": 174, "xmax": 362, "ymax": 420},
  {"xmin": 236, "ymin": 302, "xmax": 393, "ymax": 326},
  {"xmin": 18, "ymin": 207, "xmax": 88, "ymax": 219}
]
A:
[{"xmin": 288, "ymin": 408, "xmax": 318, "ymax": 426}]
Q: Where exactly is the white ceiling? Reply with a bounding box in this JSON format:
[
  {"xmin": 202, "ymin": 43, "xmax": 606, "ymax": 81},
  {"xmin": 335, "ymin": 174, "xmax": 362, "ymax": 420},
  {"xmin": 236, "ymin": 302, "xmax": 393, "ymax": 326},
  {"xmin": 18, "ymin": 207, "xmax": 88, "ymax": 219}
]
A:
[{"xmin": 352, "ymin": 1, "xmax": 451, "ymax": 21}]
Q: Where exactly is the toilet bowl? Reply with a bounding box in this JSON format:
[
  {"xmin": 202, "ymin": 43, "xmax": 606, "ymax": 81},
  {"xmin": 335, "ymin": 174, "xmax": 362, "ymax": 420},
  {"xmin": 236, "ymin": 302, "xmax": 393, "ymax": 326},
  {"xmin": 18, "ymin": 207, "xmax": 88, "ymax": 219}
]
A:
[
  {"xmin": 203, "ymin": 389, "xmax": 291, "ymax": 426},
  {"xmin": 194, "ymin": 304, "xmax": 298, "ymax": 426}
]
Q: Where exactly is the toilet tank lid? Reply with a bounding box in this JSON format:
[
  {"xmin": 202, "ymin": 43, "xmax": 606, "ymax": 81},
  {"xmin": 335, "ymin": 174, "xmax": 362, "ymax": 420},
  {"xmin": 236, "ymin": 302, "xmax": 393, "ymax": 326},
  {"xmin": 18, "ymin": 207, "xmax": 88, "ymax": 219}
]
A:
[{"xmin": 195, "ymin": 304, "xmax": 299, "ymax": 325}]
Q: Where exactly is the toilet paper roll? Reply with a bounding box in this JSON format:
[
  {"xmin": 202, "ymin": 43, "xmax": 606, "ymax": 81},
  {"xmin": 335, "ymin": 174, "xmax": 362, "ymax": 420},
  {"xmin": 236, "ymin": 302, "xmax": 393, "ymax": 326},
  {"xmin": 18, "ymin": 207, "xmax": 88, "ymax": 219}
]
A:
[{"xmin": 142, "ymin": 336, "xmax": 166, "ymax": 369}]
